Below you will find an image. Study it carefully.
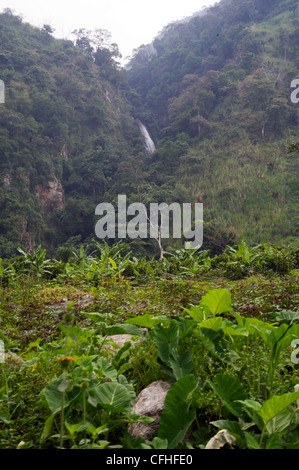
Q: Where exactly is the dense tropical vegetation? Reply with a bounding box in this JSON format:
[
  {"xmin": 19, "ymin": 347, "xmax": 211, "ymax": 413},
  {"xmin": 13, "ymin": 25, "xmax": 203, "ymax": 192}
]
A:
[
  {"xmin": 1, "ymin": 240, "xmax": 299, "ymax": 449},
  {"xmin": 0, "ymin": 8, "xmax": 145, "ymax": 258},
  {"xmin": 0, "ymin": 0, "xmax": 299, "ymax": 450},
  {"xmin": 127, "ymin": 0, "xmax": 299, "ymax": 247},
  {"xmin": 0, "ymin": 0, "xmax": 298, "ymax": 258}
]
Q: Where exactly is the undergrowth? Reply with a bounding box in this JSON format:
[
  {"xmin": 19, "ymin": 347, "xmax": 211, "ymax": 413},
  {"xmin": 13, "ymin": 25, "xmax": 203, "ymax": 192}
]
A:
[{"xmin": 0, "ymin": 241, "xmax": 299, "ymax": 449}]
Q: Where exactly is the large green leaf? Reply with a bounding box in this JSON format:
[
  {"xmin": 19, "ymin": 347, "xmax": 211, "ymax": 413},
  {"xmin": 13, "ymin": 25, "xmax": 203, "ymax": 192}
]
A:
[
  {"xmin": 266, "ymin": 408, "xmax": 295, "ymax": 434},
  {"xmin": 168, "ymin": 349, "xmax": 194, "ymax": 381},
  {"xmin": 147, "ymin": 322, "xmax": 179, "ymax": 365},
  {"xmin": 151, "ymin": 437, "xmax": 168, "ymax": 449},
  {"xmin": 235, "ymin": 399, "xmax": 264, "ymax": 431},
  {"xmin": 117, "ymin": 374, "xmax": 136, "ymax": 404},
  {"xmin": 177, "ymin": 318, "xmax": 198, "ymax": 339},
  {"xmin": 265, "ymin": 434, "xmax": 285, "ymax": 449},
  {"xmin": 231, "ymin": 312, "xmax": 275, "ymax": 337},
  {"xmin": 199, "ymin": 289, "xmax": 232, "ymax": 317},
  {"xmin": 99, "ymin": 322, "xmax": 143, "ymax": 336},
  {"xmin": 244, "ymin": 431, "xmax": 261, "ymax": 449},
  {"xmin": 58, "ymin": 324, "xmax": 91, "ymax": 342},
  {"xmin": 197, "ymin": 327, "xmax": 227, "ymax": 360},
  {"xmin": 158, "ymin": 374, "xmax": 198, "ymax": 448},
  {"xmin": 284, "ymin": 427, "xmax": 299, "ymax": 449},
  {"xmin": 210, "ymin": 419, "xmax": 246, "ymax": 448},
  {"xmin": 208, "ymin": 374, "xmax": 247, "ymax": 417},
  {"xmin": 83, "ymin": 312, "xmax": 107, "ymax": 323},
  {"xmin": 96, "ymin": 357, "xmax": 117, "ymax": 381},
  {"xmin": 252, "ymin": 323, "xmax": 299, "ymax": 373},
  {"xmin": 148, "ymin": 322, "xmax": 194, "ymax": 380},
  {"xmin": 125, "ymin": 314, "xmax": 166, "ymax": 329},
  {"xmin": 94, "ymin": 382, "xmax": 132, "ymax": 413},
  {"xmin": 42, "ymin": 378, "xmax": 71, "ymax": 413},
  {"xmin": 268, "ymin": 323, "xmax": 299, "ymax": 352},
  {"xmin": 84, "ymin": 314, "xmax": 143, "ymax": 336},
  {"xmin": 183, "ymin": 304, "xmax": 205, "ymax": 322},
  {"xmin": 221, "ymin": 319, "xmax": 249, "ymax": 337},
  {"xmin": 273, "ymin": 309, "xmax": 299, "ymax": 323},
  {"xmin": 236, "ymin": 399, "xmax": 262, "ymax": 413},
  {"xmin": 40, "ymin": 413, "xmax": 56, "ymax": 443},
  {"xmin": 112, "ymin": 341, "xmax": 132, "ymax": 370},
  {"xmin": 258, "ymin": 390, "xmax": 299, "ymax": 425},
  {"xmin": 197, "ymin": 328, "xmax": 241, "ymax": 369},
  {"xmin": 197, "ymin": 317, "xmax": 223, "ymax": 331}
]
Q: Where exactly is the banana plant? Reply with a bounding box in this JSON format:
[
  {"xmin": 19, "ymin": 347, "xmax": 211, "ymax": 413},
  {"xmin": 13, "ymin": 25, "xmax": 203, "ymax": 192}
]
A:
[
  {"xmin": 226, "ymin": 240, "xmax": 262, "ymax": 265},
  {"xmin": 17, "ymin": 245, "xmax": 52, "ymax": 279},
  {"xmin": 91, "ymin": 240, "xmax": 132, "ymax": 279},
  {"xmin": 0, "ymin": 258, "xmax": 16, "ymax": 285}
]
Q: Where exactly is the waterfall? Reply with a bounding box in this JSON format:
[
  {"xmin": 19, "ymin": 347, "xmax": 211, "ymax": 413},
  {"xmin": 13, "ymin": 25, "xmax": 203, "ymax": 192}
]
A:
[{"xmin": 137, "ymin": 120, "xmax": 156, "ymax": 154}]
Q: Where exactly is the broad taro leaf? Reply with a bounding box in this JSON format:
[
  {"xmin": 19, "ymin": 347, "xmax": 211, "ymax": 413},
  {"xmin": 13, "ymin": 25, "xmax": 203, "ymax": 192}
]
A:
[
  {"xmin": 208, "ymin": 374, "xmax": 247, "ymax": 417},
  {"xmin": 199, "ymin": 289, "xmax": 232, "ymax": 317},
  {"xmin": 158, "ymin": 374, "xmax": 198, "ymax": 448},
  {"xmin": 42, "ymin": 378, "xmax": 71, "ymax": 413},
  {"xmin": 125, "ymin": 314, "xmax": 166, "ymax": 329},
  {"xmin": 258, "ymin": 390, "xmax": 299, "ymax": 425},
  {"xmin": 147, "ymin": 321, "xmax": 179, "ymax": 365},
  {"xmin": 94, "ymin": 382, "xmax": 132, "ymax": 413}
]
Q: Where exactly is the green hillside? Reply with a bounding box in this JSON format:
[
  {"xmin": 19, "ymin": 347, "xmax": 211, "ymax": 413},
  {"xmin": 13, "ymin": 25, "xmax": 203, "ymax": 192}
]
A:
[
  {"xmin": 127, "ymin": 0, "xmax": 299, "ymax": 247},
  {"xmin": 0, "ymin": 10, "xmax": 145, "ymax": 258},
  {"xmin": 0, "ymin": 0, "xmax": 298, "ymax": 257}
]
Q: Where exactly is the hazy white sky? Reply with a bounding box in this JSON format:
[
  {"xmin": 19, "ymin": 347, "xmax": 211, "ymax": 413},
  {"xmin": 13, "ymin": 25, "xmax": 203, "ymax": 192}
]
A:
[{"xmin": 0, "ymin": 0, "xmax": 218, "ymax": 61}]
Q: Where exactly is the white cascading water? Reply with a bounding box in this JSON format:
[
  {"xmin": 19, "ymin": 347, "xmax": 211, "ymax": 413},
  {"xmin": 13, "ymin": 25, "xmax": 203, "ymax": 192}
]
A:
[{"xmin": 137, "ymin": 120, "xmax": 156, "ymax": 154}]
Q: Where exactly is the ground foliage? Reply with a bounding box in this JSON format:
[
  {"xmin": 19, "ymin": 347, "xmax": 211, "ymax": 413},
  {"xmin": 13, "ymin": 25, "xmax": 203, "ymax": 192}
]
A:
[{"xmin": 0, "ymin": 240, "xmax": 299, "ymax": 449}]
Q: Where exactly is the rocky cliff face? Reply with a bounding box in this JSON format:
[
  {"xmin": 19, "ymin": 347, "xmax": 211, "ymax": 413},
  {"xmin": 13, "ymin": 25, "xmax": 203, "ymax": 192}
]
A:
[{"xmin": 35, "ymin": 180, "xmax": 65, "ymax": 213}]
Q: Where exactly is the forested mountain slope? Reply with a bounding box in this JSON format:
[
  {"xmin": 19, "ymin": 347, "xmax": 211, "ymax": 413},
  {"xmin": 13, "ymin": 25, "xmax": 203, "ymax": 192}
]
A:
[
  {"xmin": 0, "ymin": 0, "xmax": 298, "ymax": 258},
  {"xmin": 127, "ymin": 0, "xmax": 299, "ymax": 247},
  {"xmin": 0, "ymin": 10, "xmax": 145, "ymax": 257}
]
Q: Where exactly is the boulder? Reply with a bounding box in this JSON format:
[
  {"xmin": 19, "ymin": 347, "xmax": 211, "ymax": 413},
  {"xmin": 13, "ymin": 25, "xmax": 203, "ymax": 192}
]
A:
[
  {"xmin": 3, "ymin": 352, "xmax": 24, "ymax": 365},
  {"xmin": 104, "ymin": 334, "xmax": 138, "ymax": 352},
  {"xmin": 104, "ymin": 330, "xmax": 147, "ymax": 353},
  {"xmin": 128, "ymin": 380, "xmax": 171, "ymax": 440}
]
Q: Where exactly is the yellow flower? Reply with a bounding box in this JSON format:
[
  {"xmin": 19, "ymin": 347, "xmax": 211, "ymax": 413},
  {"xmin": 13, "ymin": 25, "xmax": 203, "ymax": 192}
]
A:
[{"xmin": 55, "ymin": 356, "xmax": 75, "ymax": 367}]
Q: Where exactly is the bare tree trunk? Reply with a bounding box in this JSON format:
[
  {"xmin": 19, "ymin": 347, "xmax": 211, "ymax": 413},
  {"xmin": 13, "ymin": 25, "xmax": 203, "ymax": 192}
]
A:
[
  {"xmin": 157, "ymin": 222, "xmax": 164, "ymax": 263},
  {"xmin": 143, "ymin": 206, "xmax": 164, "ymax": 262}
]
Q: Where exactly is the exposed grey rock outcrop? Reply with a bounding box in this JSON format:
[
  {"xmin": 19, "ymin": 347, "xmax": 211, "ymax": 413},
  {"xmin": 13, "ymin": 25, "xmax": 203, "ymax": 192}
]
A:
[{"xmin": 35, "ymin": 180, "xmax": 64, "ymax": 212}]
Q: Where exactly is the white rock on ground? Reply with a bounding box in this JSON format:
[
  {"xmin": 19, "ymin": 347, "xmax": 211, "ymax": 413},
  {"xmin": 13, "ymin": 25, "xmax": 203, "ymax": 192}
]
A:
[{"xmin": 205, "ymin": 429, "xmax": 236, "ymax": 449}]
